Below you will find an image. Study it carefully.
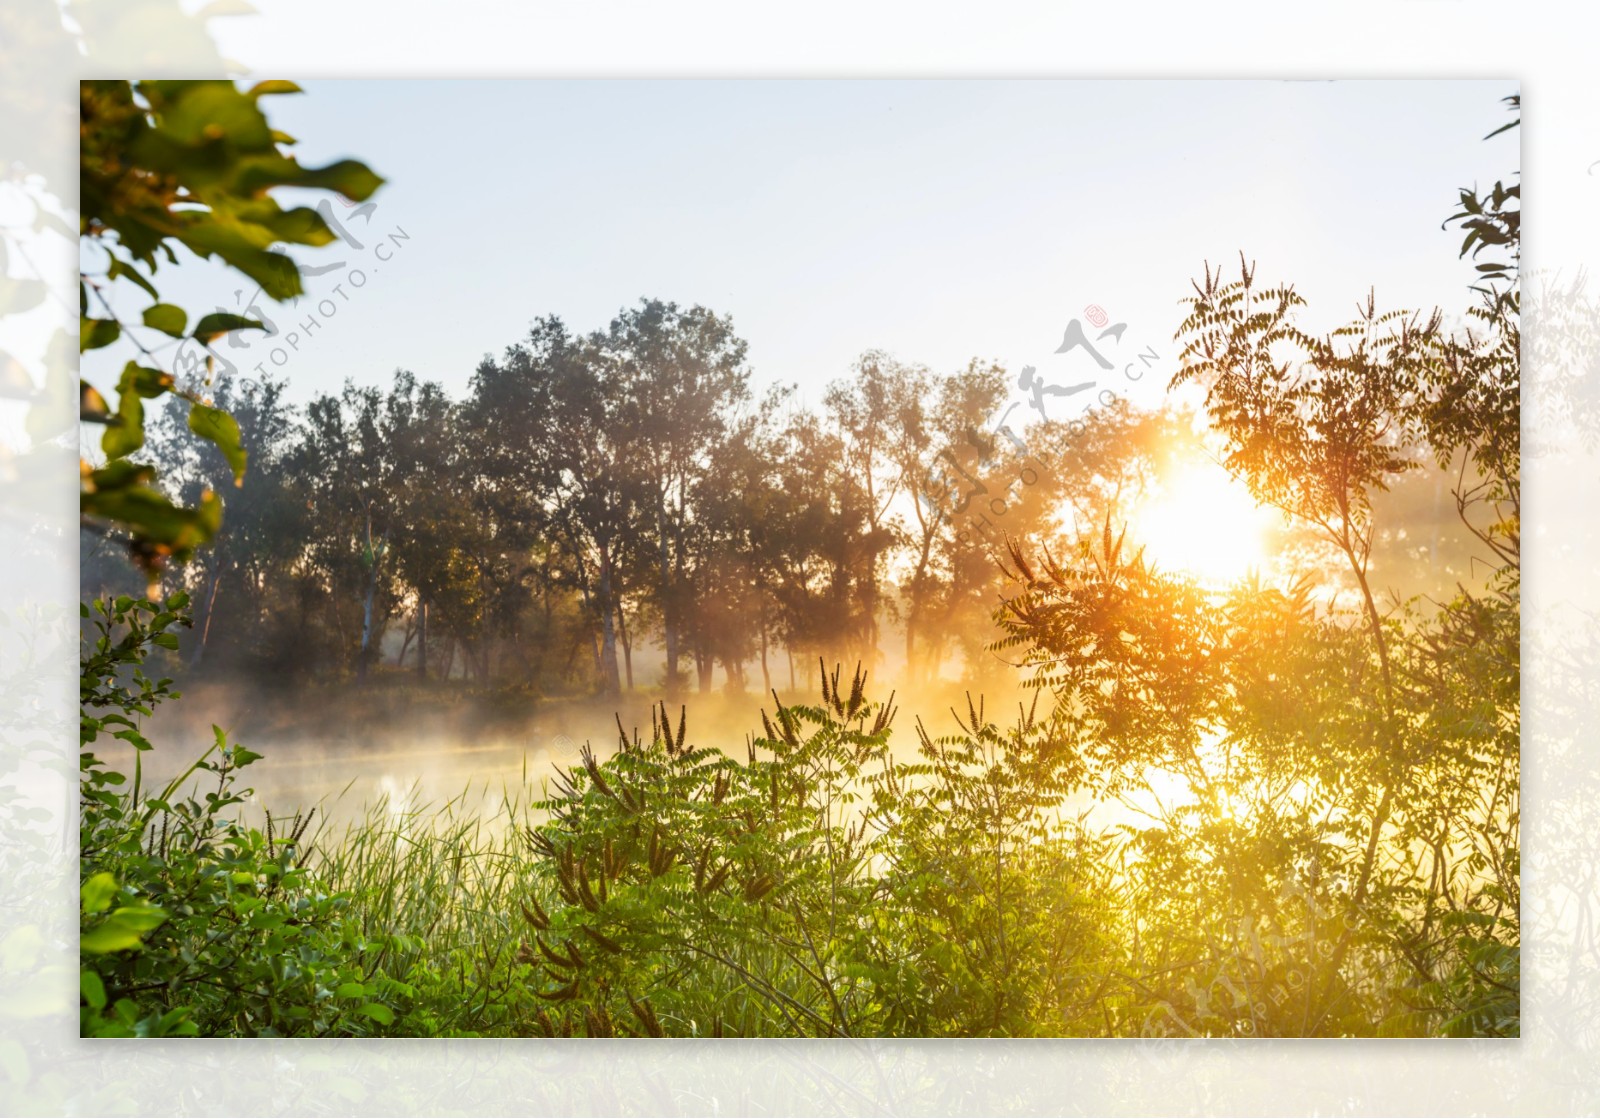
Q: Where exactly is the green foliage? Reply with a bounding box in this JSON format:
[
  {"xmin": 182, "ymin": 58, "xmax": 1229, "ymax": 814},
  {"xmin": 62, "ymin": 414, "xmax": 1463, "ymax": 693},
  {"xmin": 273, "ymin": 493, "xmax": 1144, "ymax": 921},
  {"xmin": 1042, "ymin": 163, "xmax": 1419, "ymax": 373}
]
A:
[
  {"xmin": 977, "ymin": 97, "xmax": 1521, "ymax": 1035},
  {"xmin": 520, "ymin": 670, "xmax": 898, "ymax": 1036},
  {"xmin": 79, "ymin": 79, "xmax": 382, "ymax": 584},
  {"xmin": 507, "ymin": 665, "xmax": 1120, "ymax": 1037},
  {"xmin": 80, "ymin": 594, "xmax": 399, "ymax": 1037}
]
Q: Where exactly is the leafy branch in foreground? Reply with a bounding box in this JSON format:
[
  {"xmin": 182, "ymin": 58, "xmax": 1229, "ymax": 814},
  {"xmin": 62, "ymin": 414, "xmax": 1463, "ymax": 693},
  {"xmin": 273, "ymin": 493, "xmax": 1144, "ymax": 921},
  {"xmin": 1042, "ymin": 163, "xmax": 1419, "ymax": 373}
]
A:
[{"xmin": 79, "ymin": 79, "xmax": 383, "ymax": 584}]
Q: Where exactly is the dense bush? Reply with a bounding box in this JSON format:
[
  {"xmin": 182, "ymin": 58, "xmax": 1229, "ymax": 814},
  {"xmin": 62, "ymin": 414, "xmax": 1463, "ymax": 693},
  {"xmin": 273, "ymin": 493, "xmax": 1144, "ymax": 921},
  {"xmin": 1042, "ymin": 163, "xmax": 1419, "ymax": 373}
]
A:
[
  {"xmin": 79, "ymin": 595, "xmax": 401, "ymax": 1037},
  {"xmin": 516, "ymin": 666, "xmax": 1121, "ymax": 1037}
]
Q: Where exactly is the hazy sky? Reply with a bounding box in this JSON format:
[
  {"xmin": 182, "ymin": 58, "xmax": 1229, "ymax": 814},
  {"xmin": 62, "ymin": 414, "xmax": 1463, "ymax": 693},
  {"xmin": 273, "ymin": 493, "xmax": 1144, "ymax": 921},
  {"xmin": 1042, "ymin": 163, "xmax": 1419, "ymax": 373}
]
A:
[{"xmin": 86, "ymin": 79, "xmax": 1519, "ymax": 414}]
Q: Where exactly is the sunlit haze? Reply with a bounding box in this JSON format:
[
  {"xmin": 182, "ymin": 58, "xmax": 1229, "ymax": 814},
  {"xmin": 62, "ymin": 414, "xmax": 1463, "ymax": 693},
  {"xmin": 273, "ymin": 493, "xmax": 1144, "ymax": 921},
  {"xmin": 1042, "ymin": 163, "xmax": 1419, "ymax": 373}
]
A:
[{"xmin": 1134, "ymin": 458, "xmax": 1279, "ymax": 585}]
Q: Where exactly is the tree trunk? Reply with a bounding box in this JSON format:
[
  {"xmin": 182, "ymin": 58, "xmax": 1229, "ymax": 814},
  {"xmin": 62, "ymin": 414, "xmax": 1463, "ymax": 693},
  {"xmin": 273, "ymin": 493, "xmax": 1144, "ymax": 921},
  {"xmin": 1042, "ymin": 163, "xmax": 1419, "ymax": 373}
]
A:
[
  {"xmin": 759, "ymin": 621, "xmax": 771, "ymax": 692},
  {"xmin": 532, "ymin": 574, "xmax": 554, "ymax": 688},
  {"xmin": 659, "ymin": 502, "xmax": 680, "ymax": 697},
  {"xmin": 416, "ymin": 596, "xmax": 429, "ymax": 681},
  {"xmin": 618, "ymin": 600, "xmax": 635, "ymax": 691},
  {"xmin": 597, "ymin": 543, "xmax": 622, "ymax": 696},
  {"xmin": 396, "ymin": 617, "xmax": 415, "ymax": 668},
  {"xmin": 190, "ymin": 563, "xmax": 224, "ymax": 670},
  {"xmin": 904, "ymin": 606, "xmax": 918, "ymax": 688},
  {"xmin": 358, "ymin": 571, "xmax": 379, "ymax": 684}
]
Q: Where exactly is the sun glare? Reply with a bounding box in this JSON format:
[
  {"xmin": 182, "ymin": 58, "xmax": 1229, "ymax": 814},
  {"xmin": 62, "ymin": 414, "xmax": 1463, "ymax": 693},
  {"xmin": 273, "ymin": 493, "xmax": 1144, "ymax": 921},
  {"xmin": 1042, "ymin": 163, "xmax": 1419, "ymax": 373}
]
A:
[{"xmin": 1133, "ymin": 461, "xmax": 1275, "ymax": 586}]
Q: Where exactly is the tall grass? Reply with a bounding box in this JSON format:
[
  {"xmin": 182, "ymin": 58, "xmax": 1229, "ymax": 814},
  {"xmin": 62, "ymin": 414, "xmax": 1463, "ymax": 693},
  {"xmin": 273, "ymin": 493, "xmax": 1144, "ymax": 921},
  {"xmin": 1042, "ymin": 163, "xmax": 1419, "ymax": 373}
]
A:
[{"xmin": 307, "ymin": 781, "xmax": 552, "ymax": 1037}]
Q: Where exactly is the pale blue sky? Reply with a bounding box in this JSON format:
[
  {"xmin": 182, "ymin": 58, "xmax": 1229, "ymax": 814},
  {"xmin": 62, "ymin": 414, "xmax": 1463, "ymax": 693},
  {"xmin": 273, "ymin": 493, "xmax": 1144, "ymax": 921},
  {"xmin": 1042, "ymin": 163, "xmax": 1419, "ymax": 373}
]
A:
[{"xmin": 87, "ymin": 79, "xmax": 1519, "ymax": 413}]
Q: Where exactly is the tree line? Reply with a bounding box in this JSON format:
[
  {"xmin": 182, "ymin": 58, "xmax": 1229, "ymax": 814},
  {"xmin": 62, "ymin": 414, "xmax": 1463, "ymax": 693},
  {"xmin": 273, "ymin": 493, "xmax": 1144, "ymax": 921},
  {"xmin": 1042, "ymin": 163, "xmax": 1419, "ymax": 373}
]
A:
[{"xmin": 86, "ymin": 298, "xmax": 1236, "ymax": 698}]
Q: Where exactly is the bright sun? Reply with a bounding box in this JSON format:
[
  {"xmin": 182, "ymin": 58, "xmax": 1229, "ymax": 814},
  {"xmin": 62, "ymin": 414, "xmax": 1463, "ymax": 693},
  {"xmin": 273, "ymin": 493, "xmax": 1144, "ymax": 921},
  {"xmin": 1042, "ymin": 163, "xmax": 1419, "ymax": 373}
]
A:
[{"xmin": 1133, "ymin": 461, "xmax": 1276, "ymax": 585}]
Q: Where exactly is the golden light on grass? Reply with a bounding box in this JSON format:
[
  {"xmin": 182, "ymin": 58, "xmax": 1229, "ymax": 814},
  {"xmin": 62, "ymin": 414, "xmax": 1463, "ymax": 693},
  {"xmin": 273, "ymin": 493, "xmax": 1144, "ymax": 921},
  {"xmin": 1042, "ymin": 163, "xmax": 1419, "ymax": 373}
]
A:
[{"xmin": 1134, "ymin": 459, "xmax": 1276, "ymax": 586}]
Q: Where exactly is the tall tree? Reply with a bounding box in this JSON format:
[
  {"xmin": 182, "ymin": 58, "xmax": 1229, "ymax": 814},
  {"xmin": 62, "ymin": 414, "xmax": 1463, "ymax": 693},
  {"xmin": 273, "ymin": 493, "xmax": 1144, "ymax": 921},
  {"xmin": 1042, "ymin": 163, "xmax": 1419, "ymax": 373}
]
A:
[
  {"xmin": 823, "ymin": 353, "xmax": 906, "ymax": 668},
  {"xmin": 600, "ymin": 299, "xmax": 752, "ymax": 695},
  {"xmin": 470, "ymin": 318, "xmax": 636, "ymax": 695}
]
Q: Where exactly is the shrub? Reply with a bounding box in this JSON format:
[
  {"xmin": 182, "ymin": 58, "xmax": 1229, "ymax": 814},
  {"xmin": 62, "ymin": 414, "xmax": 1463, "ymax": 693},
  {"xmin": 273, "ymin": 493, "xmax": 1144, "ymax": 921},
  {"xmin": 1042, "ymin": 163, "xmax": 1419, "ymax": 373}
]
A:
[{"xmin": 79, "ymin": 594, "xmax": 400, "ymax": 1037}]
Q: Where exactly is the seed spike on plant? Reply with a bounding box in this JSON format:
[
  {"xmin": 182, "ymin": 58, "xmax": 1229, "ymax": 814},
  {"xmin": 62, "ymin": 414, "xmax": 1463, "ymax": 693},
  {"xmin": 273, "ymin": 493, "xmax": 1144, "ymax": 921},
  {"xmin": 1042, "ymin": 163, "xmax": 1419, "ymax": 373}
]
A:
[
  {"xmin": 871, "ymin": 690, "xmax": 898, "ymax": 736},
  {"xmin": 627, "ymin": 994, "xmax": 664, "ymax": 1038},
  {"xmin": 540, "ymin": 978, "xmax": 580, "ymax": 1003},
  {"xmin": 537, "ymin": 936, "xmax": 576, "ymax": 971},
  {"xmin": 847, "ymin": 663, "xmax": 866, "ymax": 719},
  {"xmin": 581, "ymin": 924, "xmax": 622, "ymax": 954},
  {"xmin": 520, "ymin": 897, "xmax": 550, "ymax": 931}
]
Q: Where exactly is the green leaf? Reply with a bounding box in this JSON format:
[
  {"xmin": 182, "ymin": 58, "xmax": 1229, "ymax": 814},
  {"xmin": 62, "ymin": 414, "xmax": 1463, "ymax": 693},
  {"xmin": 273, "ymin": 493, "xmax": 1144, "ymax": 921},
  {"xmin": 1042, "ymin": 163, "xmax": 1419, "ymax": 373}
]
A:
[
  {"xmin": 80, "ymin": 317, "xmax": 120, "ymax": 352},
  {"xmin": 119, "ymin": 362, "xmax": 175, "ymax": 399},
  {"xmin": 108, "ymin": 258, "xmax": 159, "ymax": 300},
  {"xmin": 141, "ymin": 303, "xmax": 188, "ymax": 337},
  {"xmin": 80, "ymin": 380, "xmax": 112, "ymax": 423},
  {"xmin": 176, "ymin": 217, "xmax": 304, "ymax": 301},
  {"xmin": 80, "ymin": 873, "xmax": 118, "ymax": 914},
  {"xmin": 81, "ymin": 481, "xmax": 222, "ymax": 567},
  {"xmin": 358, "ymin": 1002, "xmax": 394, "ymax": 1026},
  {"xmin": 292, "ymin": 159, "xmax": 385, "ymax": 203},
  {"xmin": 248, "ymin": 80, "xmax": 304, "ymax": 99},
  {"xmin": 81, "ymin": 906, "xmax": 168, "ymax": 954},
  {"xmin": 84, "ymin": 459, "xmax": 157, "ymax": 491},
  {"xmin": 188, "ymin": 401, "xmax": 248, "ymax": 483},
  {"xmin": 191, "ymin": 312, "xmax": 266, "ymax": 341},
  {"xmin": 0, "ymin": 1038, "xmax": 31, "ymax": 1084},
  {"xmin": 151, "ymin": 81, "xmax": 273, "ymax": 150},
  {"xmin": 100, "ymin": 385, "xmax": 145, "ymax": 461},
  {"xmin": 80, "ymin": 970, "xmax": 107, "ymax": 1010},
  {"xmin": 0, "ymin": 273, "xmax": 46, "ymax": 317},
  {"xmin": 334, "ymin": 981, "xmax": 366, "ymax": 999}
]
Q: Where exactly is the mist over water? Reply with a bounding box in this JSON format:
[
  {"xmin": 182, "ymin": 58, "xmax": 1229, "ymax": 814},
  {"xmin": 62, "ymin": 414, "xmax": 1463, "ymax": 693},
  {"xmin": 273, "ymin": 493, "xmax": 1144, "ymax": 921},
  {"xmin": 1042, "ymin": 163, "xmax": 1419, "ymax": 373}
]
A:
[{"xmin": 118, "ymin": 669, "xmax": 1035, "ymax": 828}]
